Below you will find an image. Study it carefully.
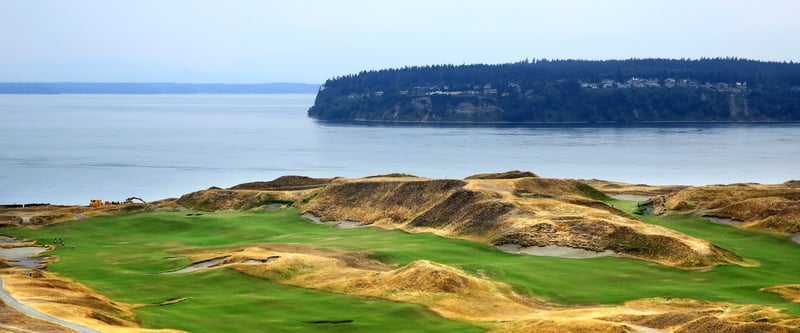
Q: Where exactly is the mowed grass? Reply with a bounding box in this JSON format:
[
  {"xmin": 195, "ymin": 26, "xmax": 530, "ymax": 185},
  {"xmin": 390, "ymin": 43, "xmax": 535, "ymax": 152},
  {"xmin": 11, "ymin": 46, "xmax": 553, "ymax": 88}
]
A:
[
  {"xmin": 5, "ymin": 211, "xmax": 484, "ymax": 333},
  {"xmin": 5, "ymin": 205, "xmax": 800, "ymax": 332}
]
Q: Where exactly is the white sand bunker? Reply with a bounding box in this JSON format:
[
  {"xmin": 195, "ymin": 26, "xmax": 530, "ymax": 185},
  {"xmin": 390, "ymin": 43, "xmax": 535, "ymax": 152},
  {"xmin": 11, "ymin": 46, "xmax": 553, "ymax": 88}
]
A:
[
  {"xmin": 496, "ymin": 244, "xmax": 616, "ymax": 259},
  {"xmin": 163, "ymin": 256, "xmax": 229, "ymax": 274},
  {"xmin": 0, "ymin": 236, "xmax": 49, "ymax": 269},
  {"xmin": 301, "ymin": 212, "xmax": 366, "ymax": 229},
  {"xmin": 610, "ymin": 194, "xmax": 652, "ymax": 202},
  {"xmin": 702, "ymin": 216, "xmax": 742, "ymax": 226}
]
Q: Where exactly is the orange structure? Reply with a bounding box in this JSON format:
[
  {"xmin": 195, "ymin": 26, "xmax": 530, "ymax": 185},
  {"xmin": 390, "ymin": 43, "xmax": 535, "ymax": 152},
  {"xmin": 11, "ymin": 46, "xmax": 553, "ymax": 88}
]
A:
[{"xmin": 89, "ymin": 199, "xmax": 104, "ymax": 207}]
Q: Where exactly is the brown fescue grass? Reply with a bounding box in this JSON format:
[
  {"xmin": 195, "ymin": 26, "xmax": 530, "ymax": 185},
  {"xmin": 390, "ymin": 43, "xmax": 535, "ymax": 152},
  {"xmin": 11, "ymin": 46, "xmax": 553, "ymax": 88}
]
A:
[
  {"xmin": 0, "ymin": 203, "xmax": 155, "ymax": 227},
  {"xmin": 0, "ymin": 268, "xmax": 184, "ymax": 333},
  {"xmin": 176, "ymin": 188, "xmax": 316, "ymax": 211},
  {"xmin": 178, "ymin": 245, "xmax": 544, "ymax": 322},
  {"xmin": 228, "ymin": 175, "xmax": 333, "ymax": 190},
  {"xmin": 580, "ymin": 179, "xmax": 686, "ymax": 197},
  {"xmin": 762, "ymin": 285, "xmax": 800, "ymax": 303},
  {"xmin": 173, "ymin": 245, "xmax": 798, "ymax": 332},
  {"xmin": 298, "ymin": 176, "xmax": 744, "ymax": 269},
  {"xmin": 659, "ymin": 183, "xmax": 800, "ymax": 233}
]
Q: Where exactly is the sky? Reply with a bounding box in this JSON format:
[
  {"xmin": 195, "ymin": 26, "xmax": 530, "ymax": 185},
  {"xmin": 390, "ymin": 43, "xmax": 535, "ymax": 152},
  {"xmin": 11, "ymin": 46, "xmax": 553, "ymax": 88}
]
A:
[{"xmin": 1, "ymin": 0, "xmax": 798, "ymax": 84}]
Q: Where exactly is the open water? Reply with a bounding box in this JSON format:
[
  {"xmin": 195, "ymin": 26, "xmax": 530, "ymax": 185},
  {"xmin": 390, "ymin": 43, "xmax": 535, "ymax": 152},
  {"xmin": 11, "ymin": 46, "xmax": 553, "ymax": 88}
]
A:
[{"xmin": 1, "ymin": 94, "xmax": 798, "ymax": 205}]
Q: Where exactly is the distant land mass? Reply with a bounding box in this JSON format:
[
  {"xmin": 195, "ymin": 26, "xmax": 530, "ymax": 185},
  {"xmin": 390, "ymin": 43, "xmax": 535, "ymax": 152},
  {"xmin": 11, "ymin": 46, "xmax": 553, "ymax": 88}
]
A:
[
  {"xmin": 308, "ymin": 58, "xmax": 800, "ymax": 123},
  {"xmin": 0, "ymin": 82, "xmax": 319, "ymax": 94}
]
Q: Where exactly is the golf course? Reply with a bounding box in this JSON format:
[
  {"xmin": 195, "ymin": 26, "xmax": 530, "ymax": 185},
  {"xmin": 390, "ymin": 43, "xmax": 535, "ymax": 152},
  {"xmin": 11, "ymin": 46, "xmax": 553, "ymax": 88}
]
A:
[{"xmin": 1, "ymin": 175, "xmax": 799, "ymax": 332}]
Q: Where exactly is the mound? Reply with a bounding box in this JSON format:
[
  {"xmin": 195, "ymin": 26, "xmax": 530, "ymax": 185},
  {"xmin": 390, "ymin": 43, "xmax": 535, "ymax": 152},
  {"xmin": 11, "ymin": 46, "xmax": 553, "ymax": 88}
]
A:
[
  {"xmin": 0, "ymin": 269, "xmax": 181, "ymax": 333},
  {"xmin": 581, "ymin": 179, "xmax": 686, "ymax": 197},
  {"xmin": 762, "ymin": 285, "xmax": 800, "ymax": 303},
  {"xmin": 0, "ymin": 204, "xmax": 153, "ymax": 227},
  {"xmin": 303, "ymin": 178, "xmax": 465, "ymax": 224},
  {"xmin": 229, "ymin": 176, "xmax": 332, "ymax": 190},
  {"xmin": 605, "ymin": 298, "xmax": 800, "ymax": 333},
  {"xmin": 176, "ymin": 188, "xmax": 314, "ymax": 211},
  {"xmin": 378, "ymin": 260, "xmax": 480, "ymax": 293},
  {"xmin": 656, "ymin": 184, "xmax": 800, "ymax": 233},
  {"xmin": 465, "ymin": 170, "xmax": 539, "ymax": 180},
  {"xmin": 364, "ymin": 173, "xmax": 420, "ymax": 178},
  {"xmin": 302, "ymin": 176, "xmax": 743, "ymax": 269},
  {"xmin": 178, "ymin": 245, "xmax": 540, "ymax": 322}
]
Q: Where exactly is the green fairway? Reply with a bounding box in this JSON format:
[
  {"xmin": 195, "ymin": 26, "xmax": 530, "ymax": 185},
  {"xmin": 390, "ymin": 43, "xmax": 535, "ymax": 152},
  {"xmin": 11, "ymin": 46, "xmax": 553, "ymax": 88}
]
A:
[{"xmin": 4, "ymin": 205, "xmax": 800, "ymax": 332}]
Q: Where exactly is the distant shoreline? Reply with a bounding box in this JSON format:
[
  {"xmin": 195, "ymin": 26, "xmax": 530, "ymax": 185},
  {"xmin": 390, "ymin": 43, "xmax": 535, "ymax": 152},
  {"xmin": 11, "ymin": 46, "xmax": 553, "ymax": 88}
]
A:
[
  {"xmin": 315, "ymin": 119, "xmax": 800, "ymax": 126},
  {"xmin": 0, "ymin": 82, "xmax": 320, "ymax": 94}
]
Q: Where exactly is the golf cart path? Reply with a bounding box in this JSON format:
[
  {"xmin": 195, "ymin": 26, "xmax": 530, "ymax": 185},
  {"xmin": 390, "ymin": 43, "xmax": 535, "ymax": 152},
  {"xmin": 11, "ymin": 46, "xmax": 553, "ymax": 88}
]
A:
[{"xmin": 0, "ymin": 277, "xmax": 100, "ymax": 333}]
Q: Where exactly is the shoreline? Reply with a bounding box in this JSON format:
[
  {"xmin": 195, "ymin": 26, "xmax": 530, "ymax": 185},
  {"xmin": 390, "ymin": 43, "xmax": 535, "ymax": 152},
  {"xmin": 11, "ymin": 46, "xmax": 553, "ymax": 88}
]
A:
[{"xmin": 313, "ymin": 119, "xmax": 800, "ymax": 126}]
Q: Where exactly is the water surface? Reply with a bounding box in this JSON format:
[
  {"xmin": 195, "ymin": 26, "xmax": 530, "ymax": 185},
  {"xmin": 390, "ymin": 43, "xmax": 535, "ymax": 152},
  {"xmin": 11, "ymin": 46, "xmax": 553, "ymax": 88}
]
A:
[{"xmin": 1, "ymin": 94, "xmax": 798, "ymax": 205}]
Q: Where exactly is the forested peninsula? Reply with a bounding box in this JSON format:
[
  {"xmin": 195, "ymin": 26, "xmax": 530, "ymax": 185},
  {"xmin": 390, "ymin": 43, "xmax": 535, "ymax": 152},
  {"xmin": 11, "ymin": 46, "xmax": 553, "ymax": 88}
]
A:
[{"xmin": 308, "ymin": 59, "xmax": 800, "ymax": 123}]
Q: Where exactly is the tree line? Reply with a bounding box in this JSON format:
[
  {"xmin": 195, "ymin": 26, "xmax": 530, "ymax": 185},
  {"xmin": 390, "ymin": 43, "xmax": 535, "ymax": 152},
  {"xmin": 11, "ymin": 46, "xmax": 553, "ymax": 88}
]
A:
[{"xmin": 308, "ymin": 58, "xmax": 800, "ymax": 122}]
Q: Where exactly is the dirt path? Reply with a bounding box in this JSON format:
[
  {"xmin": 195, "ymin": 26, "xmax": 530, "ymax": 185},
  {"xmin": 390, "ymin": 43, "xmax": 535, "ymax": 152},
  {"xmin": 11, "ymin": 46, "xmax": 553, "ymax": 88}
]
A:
[{"xmin": 0, "ymin": 277, "xmax": 100, "ymax": 333}]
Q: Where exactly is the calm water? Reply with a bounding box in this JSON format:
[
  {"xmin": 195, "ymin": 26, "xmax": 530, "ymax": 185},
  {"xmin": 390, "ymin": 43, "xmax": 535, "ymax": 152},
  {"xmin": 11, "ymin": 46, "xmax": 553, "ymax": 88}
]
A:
[{"xmin": 1, "ymin": 94, "xmax": 799, "ymax": 205}]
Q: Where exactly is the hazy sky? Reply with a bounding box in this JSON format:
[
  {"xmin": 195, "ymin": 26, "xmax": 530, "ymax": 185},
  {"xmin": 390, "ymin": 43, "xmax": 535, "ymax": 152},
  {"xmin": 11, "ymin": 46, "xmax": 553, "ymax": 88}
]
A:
[{"xmin": 1, "ymin": 0, "xmax": 798, "ymax": 83}]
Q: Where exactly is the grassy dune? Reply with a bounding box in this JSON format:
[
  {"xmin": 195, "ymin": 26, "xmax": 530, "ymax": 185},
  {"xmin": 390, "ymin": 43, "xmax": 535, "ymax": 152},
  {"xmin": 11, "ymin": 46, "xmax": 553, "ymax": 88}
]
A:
[{"xmin": 5, "ymin": 205, "xmax": 800, "ymax": 331}]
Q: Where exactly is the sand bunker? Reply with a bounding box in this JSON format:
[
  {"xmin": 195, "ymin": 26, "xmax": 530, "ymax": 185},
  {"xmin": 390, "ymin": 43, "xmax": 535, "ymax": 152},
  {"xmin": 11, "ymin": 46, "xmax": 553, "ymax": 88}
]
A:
[
  {"xmin": 0, "ymin": 237, "xmax": 49, "ymax": 269},
  {"xmin": 610, "ymin": 194, "xmax": 652, "ymax": 202},
  {"xmin": 0, "ymin": 236, "xmax": 19, "ymax": 244},
  {"xmin": 790, "ymin": 233, "xmax": 800, "ymax": 244},
  {"xmin": 243, "ymin": 256, "xmax": 280, "ymax": 264},
  {"xmin": 702, "ymin": 216, "xmax": 743, "ymax": 226},
  {"xmin": 496, "ymin": 244, "xmax": 616, "ymax": 259},
  {"xmin": 163, "ymin": 256, "xmax": 229, "ymax": 274},
  {"xmin": 301, "ymin": 212, "xmax": 365, "ymax": 229}
]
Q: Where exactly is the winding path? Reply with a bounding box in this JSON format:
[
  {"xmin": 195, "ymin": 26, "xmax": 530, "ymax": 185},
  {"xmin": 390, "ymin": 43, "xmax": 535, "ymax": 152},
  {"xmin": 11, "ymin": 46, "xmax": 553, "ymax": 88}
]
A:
[{"xmin": 0, "ymin": 277, "xmax": 100, "ymax": 333}]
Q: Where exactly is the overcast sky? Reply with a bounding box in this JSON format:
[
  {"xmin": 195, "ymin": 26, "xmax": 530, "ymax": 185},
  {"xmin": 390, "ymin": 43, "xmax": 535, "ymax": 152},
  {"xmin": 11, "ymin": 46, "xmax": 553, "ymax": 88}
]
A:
[{"xmin": 1, "ymin": 0, "xmax": 798, "ymax": 83}]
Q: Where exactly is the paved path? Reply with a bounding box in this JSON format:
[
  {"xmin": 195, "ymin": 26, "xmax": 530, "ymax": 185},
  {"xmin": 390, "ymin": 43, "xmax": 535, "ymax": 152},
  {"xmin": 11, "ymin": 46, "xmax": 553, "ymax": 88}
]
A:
[{"xmin": 0, "ymin": 277, "xmax": 100, "ymax": 333}]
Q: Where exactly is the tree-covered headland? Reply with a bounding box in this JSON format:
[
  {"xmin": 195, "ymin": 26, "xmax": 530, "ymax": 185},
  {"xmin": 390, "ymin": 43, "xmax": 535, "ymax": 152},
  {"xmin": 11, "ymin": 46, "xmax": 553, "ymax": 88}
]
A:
[{"xmin": 308, "ymin": 58, "xmax": 800, "ymax": 122}]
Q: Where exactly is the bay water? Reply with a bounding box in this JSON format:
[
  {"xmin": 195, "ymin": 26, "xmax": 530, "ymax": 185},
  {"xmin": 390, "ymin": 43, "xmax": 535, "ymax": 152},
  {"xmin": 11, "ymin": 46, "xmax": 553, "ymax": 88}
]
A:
[{"xmin": 1, "ymin": 94, "xmax": 798, "ymax": 205}]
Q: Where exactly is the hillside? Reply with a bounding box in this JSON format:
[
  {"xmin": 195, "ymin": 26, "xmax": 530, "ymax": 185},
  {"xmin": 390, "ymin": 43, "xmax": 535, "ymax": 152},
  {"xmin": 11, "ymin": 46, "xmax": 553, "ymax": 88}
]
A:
[
  {"xmin": 653, "ymin": 181, "xmax": 800, "ymax": 233},
  {"xmin": 308, "ymin": 58, "xmax": 800, "ymax": 123},
  {"xmin": 177, "ymin": 172, "xmax": 744, "ymax": 269}
]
